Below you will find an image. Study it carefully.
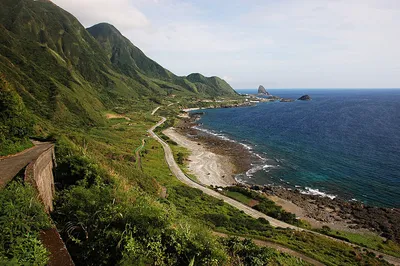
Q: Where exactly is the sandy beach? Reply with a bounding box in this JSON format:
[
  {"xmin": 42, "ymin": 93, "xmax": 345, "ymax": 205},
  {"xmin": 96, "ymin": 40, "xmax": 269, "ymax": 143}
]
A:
[{"xmin": 163, "ymin": 127, "xmax": 236, "ymax": 187}]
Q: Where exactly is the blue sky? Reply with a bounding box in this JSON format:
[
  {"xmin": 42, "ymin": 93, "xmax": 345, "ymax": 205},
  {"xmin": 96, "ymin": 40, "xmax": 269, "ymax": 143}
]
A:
[{"xmin": 52, "ymin": 0, "xmax": 400, "ymax": 89}]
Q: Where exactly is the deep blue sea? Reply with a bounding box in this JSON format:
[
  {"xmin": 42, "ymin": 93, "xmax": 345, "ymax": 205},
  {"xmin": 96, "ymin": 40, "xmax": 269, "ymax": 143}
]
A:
[{"xmin": 196, "ymin": 89, "xmax": 400, "ymax": 208}]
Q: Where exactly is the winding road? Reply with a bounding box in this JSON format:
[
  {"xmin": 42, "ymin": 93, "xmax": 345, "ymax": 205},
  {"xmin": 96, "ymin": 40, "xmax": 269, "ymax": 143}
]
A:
[
  {"xmin": 148, "ymin": 107, "xmax": 400, "ymax": 266},
  {"xmin": 148, "ymin": 116, "xmax": 298, "ymax": 229},
  {"xmin": 0, "ymin": 141, "xmax": 54, "ymax": 188}
]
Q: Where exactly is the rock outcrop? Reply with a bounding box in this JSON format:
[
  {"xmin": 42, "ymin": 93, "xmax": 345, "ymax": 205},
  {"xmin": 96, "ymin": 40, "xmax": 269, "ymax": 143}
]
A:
[
  {"xmin": 298, "ymin": 95, "xmax": 311, "ymax": 101},
  {"xmin": 258, "ymin": 85, "xmax": 271, "ymax": 95}
]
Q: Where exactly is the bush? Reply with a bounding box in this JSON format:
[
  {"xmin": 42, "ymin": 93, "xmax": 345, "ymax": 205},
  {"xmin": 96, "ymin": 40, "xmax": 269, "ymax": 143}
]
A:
[
  {"xmin": 221, "ymin": 237, "xmax": 309, "ymax": 266},
  {"xmin": 0, "ymin": 78, "xmax": 34, "ymax": 156},
  {"xmin": 0, "ymin": 182, "xmax": 50, "ymax": 265}
]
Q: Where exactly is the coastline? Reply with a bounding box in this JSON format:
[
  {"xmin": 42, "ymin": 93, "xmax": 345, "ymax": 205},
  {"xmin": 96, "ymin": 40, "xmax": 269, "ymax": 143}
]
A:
[
  {"xmin": 163, "ymin": 127, "xmax": 236, "ymax": 187},
  {"xmin": 169, "ymin": 108, "xmax": 400, "ymax": 243}
]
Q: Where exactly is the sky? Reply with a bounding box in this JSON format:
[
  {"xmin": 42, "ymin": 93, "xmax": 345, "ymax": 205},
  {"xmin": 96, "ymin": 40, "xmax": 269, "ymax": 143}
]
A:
[{"xmin": 51, "ymin": 0, "xmax": 400, "ymax": 89}]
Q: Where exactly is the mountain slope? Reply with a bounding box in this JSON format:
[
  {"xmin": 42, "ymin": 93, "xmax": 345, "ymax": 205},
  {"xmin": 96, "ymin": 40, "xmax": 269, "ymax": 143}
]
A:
[
  {"xmin": 0, "ymin": 0, "xmax": 237, "ymax": 151},
  {"xmin": 87, "ymin": 23, "xmax": 238, "ymax": 97},
  {"xmin": 186, "ymin": 73, "xmax": 236, "ymax": 97},
  {"xmin": 87, "ymin": 23, "xmax": 173, "ymax": 81},
  {"xmin": 0, "ymin": 0, "xmax": 135, "ymax": 127}
]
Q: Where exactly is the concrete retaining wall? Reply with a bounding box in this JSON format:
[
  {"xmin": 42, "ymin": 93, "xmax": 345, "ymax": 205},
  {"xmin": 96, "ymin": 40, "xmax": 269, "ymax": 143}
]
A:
[{"xmin": 24, "ymin": 146, "xmax": 55, "ymax": 213}]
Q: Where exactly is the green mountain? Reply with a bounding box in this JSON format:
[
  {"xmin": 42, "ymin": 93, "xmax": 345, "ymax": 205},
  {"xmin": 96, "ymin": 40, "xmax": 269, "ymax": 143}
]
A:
[
  {"xmin": 87, "ymin": 23, "xmax": 174, "ymax": 81},
  {"xmin": 186, "ymin": 73, "xmax": 235, "ymax": 97},
  {"xmin": 86, "ymin": 22, "xmax": 238, "ymax": 97},
  {"xmin": 0, "ymin": 0, "xmax": 237, "ymax": 132}
]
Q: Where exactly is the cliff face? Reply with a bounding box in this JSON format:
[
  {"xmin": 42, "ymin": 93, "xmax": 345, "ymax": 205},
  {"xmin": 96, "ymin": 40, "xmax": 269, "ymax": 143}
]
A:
[
  {"xmin": 258, "ymin": 85, "xmax": 271, "ymax": 95},
  {"xmin": 24, "ymin": 146, "xmax": 55, "ymax": 213}
]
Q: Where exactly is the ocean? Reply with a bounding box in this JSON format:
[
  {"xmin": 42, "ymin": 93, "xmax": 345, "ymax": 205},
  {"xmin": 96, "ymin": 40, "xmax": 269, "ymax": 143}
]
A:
[{"xmin": 196, "ymin": 89, "xmax": 400, "ymax": 208}]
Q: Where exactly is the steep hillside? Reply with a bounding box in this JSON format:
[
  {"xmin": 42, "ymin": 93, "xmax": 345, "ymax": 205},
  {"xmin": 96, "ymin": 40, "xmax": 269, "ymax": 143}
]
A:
[
  {"xmin": 0, "ymin": 0, "xmax": 237, "ymax": 151},
  {"xmin": 87, "ymin": 23, "xmax": 173, "ymax": 81},
  {"xmin": 187, "ymin": 73, "xmax": 236, "ymax": 97},
  {"xmin": 0, "ymin": 0, "xmax": 236, "ymax": 156},
  {"xmin": 87, "ymin": 23, "xmax": 238, "ymax": 97},
  {"xmin": 0, "ymin": 0, "xmax": 138, "ymax": 128},
  {"xmin": 0, "ymin": 75, "xmax": 33, "ymax": 155}
]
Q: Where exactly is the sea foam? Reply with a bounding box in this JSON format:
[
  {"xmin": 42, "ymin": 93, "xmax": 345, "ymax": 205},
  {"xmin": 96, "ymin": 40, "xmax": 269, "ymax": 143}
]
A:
[{"xmin": 300, "ymin": 187, "xmax": 337, "ymax": 199}]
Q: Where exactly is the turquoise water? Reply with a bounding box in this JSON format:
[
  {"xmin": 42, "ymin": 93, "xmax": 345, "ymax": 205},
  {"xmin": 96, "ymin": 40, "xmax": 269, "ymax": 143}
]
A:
[{"xmin": 197, "ymin": 89, "xmax": 400, "ymax": 207}]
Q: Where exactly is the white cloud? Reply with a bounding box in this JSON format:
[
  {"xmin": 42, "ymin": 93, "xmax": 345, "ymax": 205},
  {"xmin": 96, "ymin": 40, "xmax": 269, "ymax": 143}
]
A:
[
  {"xmin": 52, "ymin": 0, "xmax": 150, "ymax": 30},
  {"xmin": 51, "ymin": 0, "xmax": 400, "ymax": 88},
  {"xmin": 222, "ymin": 76, "xmax": 233, "ymax": 82}
]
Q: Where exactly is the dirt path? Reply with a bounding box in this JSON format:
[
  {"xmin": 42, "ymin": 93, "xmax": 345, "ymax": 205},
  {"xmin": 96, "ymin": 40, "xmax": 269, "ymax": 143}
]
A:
[
  {"xmin": 149, "ymin": 112, "xmax": 400, "ymax": 266},
  {"xmin": 0, "ymin": 142, "xmax": 54, "ymax": 188},
  {"xmin": 105, "ymin": 113, "xmax": 130, "ymax": 120},
  {"xmin": 213, "ymin": 232, "xmax": 325, "ymax": 266},
  {"xmin": 134, "ymin": 138, "xmax": 146, "ymax": 170}
]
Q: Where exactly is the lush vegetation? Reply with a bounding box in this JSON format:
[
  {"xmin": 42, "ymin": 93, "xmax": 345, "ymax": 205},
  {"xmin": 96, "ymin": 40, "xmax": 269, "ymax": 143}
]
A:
[
  {"xmin": 221, "ymin": 237, "xmax": 311, "ymax": 266},
  {"xmin": 222, "ymin": 186, "xmax": 310, "ymax": 228},
  {"xmin": 0, "ymin": 77, "xmax": 33, "ymax": 156},
  {"xmin": 51, "ymin": 136, "xmax": 314, "ymax": 265},
  {"xmin": 0, "ymin": 0, "xmax": 238, "ymax": 157},
  {"xmin": 316, "ymin": 226, "xmax": 400, "ymax": 258},
  {"xmin": 0, "ymin": 182, "xmax": 51, "ymax": 265}
]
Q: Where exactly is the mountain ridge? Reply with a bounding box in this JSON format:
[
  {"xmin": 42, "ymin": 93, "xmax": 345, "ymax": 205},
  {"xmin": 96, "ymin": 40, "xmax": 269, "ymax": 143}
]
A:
[
  {"xmin": 0, "ymin": 0, "xmax": 237, "ymax": 136},
  {"xmin": 87, "ymin": 22, "xmax": 238, "ymax": 97}
]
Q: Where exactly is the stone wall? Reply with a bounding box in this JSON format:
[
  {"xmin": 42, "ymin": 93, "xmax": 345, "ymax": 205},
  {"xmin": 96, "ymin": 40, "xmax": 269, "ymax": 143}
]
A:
[{"xmin": 24, "ymin": 146, "xmax": 55, "ymax": 213}]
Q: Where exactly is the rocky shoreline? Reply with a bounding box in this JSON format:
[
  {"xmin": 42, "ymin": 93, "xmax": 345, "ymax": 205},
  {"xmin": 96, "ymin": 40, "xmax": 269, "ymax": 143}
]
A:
[
  {"xmin": 248, "ymin": 184, "xmax": 400, "ymax": 242},
  {"xmin": 176, "ymin": 110, "xmax": 400, "ymax": 244}
]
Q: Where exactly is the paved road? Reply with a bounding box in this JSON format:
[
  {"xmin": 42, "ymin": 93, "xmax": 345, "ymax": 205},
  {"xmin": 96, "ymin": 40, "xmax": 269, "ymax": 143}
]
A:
[
  {"xmin": 213, "ymin": 232, "xmax": 325, "ymax": 266},
  {"xmin": 149, "ymin": 110, "xmax": 400, "ymax": 266},
  {"xmin": 148, "ymin": 116, "xmax": 298, "ymax": 229},
  {"xmin": 151, "ymin": 106, "xmax": 161, "ymax": 115},
  {"xmin": 0, "ymin": 142, "xmax": 54, "ymax": 188}
]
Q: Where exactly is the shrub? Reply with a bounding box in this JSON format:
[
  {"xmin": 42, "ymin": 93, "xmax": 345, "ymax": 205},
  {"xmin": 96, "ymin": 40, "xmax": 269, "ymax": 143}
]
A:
[{"xmin": 0, "ymin": 182, "xmax": 50, "ymax": 265}]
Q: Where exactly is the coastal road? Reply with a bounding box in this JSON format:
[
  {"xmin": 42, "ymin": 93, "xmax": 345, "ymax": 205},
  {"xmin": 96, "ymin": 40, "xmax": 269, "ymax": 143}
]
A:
[
  {"xmin": 148, "ymin": 108, "xmax": 400, "ymax": 266},
  {"xmin": 147, "ymin": 114, "xmax": 298, "ymax": 229},
  {"xmin": 0, "ymin": 141, "xmax": 54, "ymax": 188}
]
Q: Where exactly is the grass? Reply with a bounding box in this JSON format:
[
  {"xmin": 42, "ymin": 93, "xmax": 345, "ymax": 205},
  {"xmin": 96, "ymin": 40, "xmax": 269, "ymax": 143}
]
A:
[
  {"xmin": 0, "ymin": 138, "xmax": 33, "ymax": 157},
  {"xmin": 0, "ymin": 181, "xmax": 51, "ymax": 265},
  {"xmin": 225, "ymin": 191, "xmax": 253, "ymax": 205},
  {"xmin": 316, "ymin": 228, "xmax": 400, "ymax": 258},
  {"xmin": 221, "ymin": 186, "xmax": 308, "ymax": 228},
  {"xmin": 140, "ymin": 119, "xmax": 391, "ymax": 265},
  {"xmin": 169, "ymin": 142, "xmax": 200, "ymax": 183}
]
